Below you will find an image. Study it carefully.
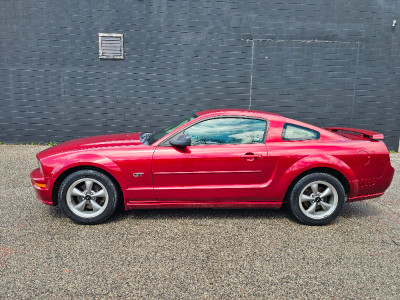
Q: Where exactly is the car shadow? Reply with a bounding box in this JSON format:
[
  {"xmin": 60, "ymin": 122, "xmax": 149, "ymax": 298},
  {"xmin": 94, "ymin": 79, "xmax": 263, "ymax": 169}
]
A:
[
  {"xmin": 114, "ymin": 207, "xmax": 290, "ymax": 222},
  {"xmin": 340, "ymin": 202, "xmax": 382, "ymax": 219},
  {"xmin": 45, "ymin": 201, "xmax": 382, "ymax": 225},
  {"xmin": 47, "ymin": 205, "xmax": 67, "ymax": 219},
  {"xmin": 113, "ymin": 201, "xmax": 383, "ymax": 224}
]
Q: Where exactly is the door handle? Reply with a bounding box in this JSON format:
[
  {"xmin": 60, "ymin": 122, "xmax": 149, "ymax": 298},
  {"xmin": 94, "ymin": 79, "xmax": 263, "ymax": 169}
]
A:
[{"xmin": 241, "ymin": 153, "xmax": 262, "ymax": 160}]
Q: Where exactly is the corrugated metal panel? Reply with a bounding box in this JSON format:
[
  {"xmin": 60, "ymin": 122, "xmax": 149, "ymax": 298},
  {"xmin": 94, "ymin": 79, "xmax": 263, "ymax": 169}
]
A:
[{"xmin": 98, "ymin": 33, "xmax": 124, "ymax": 59}]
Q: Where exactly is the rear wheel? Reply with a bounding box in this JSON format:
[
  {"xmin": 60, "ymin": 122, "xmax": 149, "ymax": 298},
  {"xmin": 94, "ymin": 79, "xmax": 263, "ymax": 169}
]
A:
[
  {"xmin": 58, "ymin": 170, "xmax": 119, "ymax": 224},
  {"xmin": 288, "ymin": 173, "xmax": 345, "ymax": 226}
]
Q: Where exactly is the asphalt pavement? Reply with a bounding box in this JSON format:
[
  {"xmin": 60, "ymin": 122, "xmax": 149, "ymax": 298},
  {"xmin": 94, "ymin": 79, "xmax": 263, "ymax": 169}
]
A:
[{"xmin": 0, "ymin": 145, "xmax": 399, "ymax": 299}]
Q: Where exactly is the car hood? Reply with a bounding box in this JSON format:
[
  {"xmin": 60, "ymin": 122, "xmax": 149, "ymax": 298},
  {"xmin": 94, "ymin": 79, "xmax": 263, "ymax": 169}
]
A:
[{"xmin": 37, "ymin": 133, "xmax": 144, "ymax": 159}]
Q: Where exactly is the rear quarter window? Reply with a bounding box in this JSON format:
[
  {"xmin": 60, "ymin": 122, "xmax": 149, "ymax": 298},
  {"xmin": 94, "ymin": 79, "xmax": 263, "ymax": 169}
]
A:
[{"xmin": 282, "ymin": 123, "xmax": 320, "ymax": 141}]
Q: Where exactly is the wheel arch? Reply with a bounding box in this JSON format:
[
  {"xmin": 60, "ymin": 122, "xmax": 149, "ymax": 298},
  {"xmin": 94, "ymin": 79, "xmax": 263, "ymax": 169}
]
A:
[
  {"xmin": 52, "ymin": 165, "xmax": 124, "ymax": 207},
  {"xmin": 283, "ymin": 167, "xmax": 350, "ymax": 206}
]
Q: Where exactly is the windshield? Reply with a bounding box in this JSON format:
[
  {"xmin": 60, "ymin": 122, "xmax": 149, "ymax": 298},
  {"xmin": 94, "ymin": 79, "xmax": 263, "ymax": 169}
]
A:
[{"xmin": 147, "ymin": 114, "xmax": 198, "ymax": 145}]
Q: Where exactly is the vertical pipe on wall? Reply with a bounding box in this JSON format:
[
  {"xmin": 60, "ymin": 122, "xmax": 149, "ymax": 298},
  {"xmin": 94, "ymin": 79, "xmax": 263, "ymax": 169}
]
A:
[{"xmin": 248, "ymin": 40, "xmax": 255, "ymax": 110}]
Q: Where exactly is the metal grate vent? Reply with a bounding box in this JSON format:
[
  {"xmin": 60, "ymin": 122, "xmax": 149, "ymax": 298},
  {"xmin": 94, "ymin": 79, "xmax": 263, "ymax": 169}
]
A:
[{"xmin": 98, "ymin": 33, "xmax": 124, "ymax": 59}]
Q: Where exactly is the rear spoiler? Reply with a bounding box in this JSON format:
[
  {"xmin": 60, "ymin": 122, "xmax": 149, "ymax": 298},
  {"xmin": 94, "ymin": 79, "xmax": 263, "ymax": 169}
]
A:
[{"xmin": 324, "ymin": 127, "xmax": 384, "ymax": 140}]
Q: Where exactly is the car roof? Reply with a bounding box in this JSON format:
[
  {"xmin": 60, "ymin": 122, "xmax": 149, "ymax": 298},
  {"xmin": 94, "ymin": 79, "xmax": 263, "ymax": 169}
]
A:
[
  {"xmin": 196, "ymin": 108, "xmax": 332, "ymax": 133},
  {"xmin": 196, "ymin": 109, "xmax": 283, "ymax": 118},
  {"xmin": 194, "ymin": 108, "xmax": 347, "ymax": 142}
]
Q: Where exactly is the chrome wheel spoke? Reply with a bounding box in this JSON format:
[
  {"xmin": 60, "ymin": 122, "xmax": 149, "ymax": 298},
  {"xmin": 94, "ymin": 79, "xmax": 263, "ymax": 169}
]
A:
[
  {"xmin": 71, "ymin": 188, "xmax": 85, "ymax": 197},
  {"xmin": 320, "ymin": 201, "xmax": 332, "ymax": 211},
  {"xmin": 301, "ymin": 194, "xmax": 314, "ymax": 202},
  {"xmin": 298, "ymin": 180, "xmax": 340, "ymax": 220},
  {"xmin": 66, "ymin": 177, "xmax": 109, "ymax": 219},
  {"xmin": 90, "ymin": 200, "xmax": 102, "ymax": 212},
  {"xmin": 306, "ymin": 202, "xmax": 317, "ymax": 215},
  {"xmin": 311, "ymin": 183, "xmax": 319, "ymax": 195},
  {"xmin": 320, "ymin": 187, "xmax": 333, "ymax": 198},
  {"xmin": 75, "ymin": 200, "xmax": 87, "ymax": 212},
  {"xmin": 85, "ymin": 180, "xmax": 94, "ymax": 193},
  {"xmin": 92, "ymin": 189, "xmax": 106, "ymax": 198}
]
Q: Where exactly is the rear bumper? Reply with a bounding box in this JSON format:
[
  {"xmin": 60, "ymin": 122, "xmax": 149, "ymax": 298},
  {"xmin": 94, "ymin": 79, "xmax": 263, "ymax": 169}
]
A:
[
  {"xmin": 30, "ymin": 168, "xmax": 54, "ymax": 206},
  {"xmin": 348, "ymin": 162, "xmax": 394, "ymax": 202}
]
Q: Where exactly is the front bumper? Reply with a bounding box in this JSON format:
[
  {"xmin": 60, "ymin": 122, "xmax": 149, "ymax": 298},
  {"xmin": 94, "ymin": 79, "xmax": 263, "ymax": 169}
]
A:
[{"xmin": 30, "ymin": 168, "xmax": 53, "ymax": 206}]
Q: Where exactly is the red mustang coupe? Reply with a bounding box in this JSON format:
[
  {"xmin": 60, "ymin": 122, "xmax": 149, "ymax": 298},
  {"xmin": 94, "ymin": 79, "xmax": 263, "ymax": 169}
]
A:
[{"xmin": 30, "ymin": 109, "xmax": 394, "ymax": 225}]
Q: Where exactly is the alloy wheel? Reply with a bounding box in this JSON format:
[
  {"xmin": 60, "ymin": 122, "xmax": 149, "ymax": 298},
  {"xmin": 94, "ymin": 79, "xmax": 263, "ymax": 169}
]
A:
[
  {"xmin": 66, "ymin": 178, "xmax": 109, "ymax": 219},
  {"xmin": 298, "ymin": 180, "xmax": 338, "ymax": 220}
]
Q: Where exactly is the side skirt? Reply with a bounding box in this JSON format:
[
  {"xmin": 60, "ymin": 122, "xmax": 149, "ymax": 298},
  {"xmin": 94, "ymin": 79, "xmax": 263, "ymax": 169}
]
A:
[
  {"xmin": 125, "ymin": 201, "xmax": 282, "ymax": 210},
  {"xmin": 347, "ymin": 192, "xmax": 384, "ymax": 202}
]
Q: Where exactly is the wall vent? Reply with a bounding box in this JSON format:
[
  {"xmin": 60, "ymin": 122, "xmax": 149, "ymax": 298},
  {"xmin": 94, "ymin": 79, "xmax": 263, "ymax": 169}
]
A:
[{"xmin": 98, "ymin": 33, "xmax": 124, "ymax": 59}]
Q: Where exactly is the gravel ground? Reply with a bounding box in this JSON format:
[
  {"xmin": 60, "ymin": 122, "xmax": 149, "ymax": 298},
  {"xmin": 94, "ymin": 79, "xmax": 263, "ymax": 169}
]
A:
[{"xmin": 0, "ymin": 145, "xmax": 399, "ymax": 299}]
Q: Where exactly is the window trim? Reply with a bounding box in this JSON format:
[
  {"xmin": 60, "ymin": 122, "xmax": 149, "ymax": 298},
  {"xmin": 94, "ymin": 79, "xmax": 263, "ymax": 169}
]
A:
[
  {"xmin": 282, "ymin": 123, "xmax": 320, "ymax": 141},
  {"xmin": 160, "ymin": 116, "xmax": 269, "ymax": 147}
]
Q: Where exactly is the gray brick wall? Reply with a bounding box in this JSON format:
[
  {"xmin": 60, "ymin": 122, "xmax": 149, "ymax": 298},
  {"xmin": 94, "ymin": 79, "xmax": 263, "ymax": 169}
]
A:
[{"xmin": 0, "ymin": 0, "xmax": 399, "ymax": 150}]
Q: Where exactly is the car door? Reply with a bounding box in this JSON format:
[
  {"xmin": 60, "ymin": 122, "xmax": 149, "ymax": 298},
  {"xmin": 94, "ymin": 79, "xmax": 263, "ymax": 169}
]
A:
[{"xmin": 152, "ymin": 117, "xmax": 269, "ymax": 202}]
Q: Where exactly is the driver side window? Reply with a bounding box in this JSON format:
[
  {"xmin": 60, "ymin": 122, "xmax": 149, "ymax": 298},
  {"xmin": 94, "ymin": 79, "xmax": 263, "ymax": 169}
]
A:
[{"xmin": 183, "ymin": 117, "xmax": 267, "ymax": 145}]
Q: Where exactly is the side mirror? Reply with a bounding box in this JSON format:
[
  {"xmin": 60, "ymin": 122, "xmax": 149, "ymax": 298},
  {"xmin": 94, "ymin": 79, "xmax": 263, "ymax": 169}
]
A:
[{"xmin": 169, "ymin": 134, "xmax": 191, "ymax": 147}]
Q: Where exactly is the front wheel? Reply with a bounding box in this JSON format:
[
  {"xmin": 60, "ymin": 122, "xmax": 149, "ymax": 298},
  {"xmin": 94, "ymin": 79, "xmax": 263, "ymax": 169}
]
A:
[
  {"xmin": 288, "ymin": 173, "xmax": 345, "ymax": 226},
  {"xmin": 58, "ymin": 170, "xmax": 119, "ymax": 224}
]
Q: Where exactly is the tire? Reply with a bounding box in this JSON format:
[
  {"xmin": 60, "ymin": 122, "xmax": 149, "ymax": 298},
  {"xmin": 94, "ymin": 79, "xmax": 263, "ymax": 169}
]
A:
[
  {"xmin": 58, "ymin": 170, "xmax": 119, "ymax": 225},
  {"xmin": 287, "ymin": 173, "xmax": 345, "ymax": 226}
]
